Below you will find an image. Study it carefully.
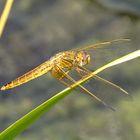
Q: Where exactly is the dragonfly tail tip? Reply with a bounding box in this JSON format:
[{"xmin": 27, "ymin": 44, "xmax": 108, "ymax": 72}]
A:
[{"xmin": 1, "ymin": 86, "xmax": 6, "ymax": 91}]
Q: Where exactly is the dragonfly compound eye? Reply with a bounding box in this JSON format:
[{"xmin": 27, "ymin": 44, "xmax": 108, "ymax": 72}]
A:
[
  {"xmin": 82, "ymin": 52, "xmax": 90, "ymax": 65},
  {"xmin": 86, "ymin": 54, "xmax": 90, "ymax": 64},
  {"xmin": 75, "ymin": 51, "xmax": 91, "ymax": 66}
]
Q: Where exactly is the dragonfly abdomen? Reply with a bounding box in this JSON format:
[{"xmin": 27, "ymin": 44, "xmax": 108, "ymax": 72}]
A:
[{"xmin": 1, "ymin": 61, "xmax": 52, "ymax": 90}]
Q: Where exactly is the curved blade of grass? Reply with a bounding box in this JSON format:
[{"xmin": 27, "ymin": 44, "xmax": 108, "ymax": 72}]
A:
[
  {"xmin": 77, "ymin": 50, "xmax": 140, "ymax": 85},
  {"xmin": 0, "ymin": 88, "xmax": 74, "ymax": 140},
  {"xmin": 0, "ymin": 50, "xmax": 139, "ymax": 140},
  {"xmin": 0, "ymin": 0, "xmax": 14, "ymax": 38}
]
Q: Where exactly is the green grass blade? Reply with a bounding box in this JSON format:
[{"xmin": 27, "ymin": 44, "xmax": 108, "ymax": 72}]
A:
[
  {"xmin": 0, "ymin": 88, "xmax": 73, "ymax": 140},
  {"xmin": 0, "ymin": 0, "xmax": 14, "ymax": 38},
  {"xmin": 0, "ymin": 50, "xmax": 139, "ymax": 140},
  {"xmin": 77, "ymin": 50, "xmax": 140, "ymax": 85}
]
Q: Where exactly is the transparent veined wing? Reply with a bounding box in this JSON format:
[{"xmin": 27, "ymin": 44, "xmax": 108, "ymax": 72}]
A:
[
  {"xmin": 72, "ymin": 38, "xmax": 130, "ymax": 51},
  {"xmin": 75, "ymin": 66, "xmax": 132, "ymax": 108}
]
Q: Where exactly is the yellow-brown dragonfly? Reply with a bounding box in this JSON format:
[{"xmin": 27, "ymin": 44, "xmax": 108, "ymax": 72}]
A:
[{"xmin": 1, "ymin": 39, "xmax": 130, "ymax": 110}]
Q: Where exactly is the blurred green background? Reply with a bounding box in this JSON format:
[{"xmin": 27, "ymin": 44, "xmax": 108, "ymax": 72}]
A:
[{"xmin": 0, "ymin": 0, "xmax": 140, "ymax": 140}]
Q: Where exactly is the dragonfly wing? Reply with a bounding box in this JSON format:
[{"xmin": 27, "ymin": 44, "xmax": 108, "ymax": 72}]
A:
[
  {"xmin": 76, "ymin": 66, "xmax": 132, "ymax": 105},
  {"xmin": 1, "ymin": 60, "xmax": 52, "ymax": 90},
  {"xmin": 77, "ymin": 66, "xmax": 129, "ymax": 96},
  {"xmin": 72, "ymin": 39, "xmax": 130, "ymax": 51}
]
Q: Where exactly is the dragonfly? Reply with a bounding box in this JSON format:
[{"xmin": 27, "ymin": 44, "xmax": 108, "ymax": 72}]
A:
[{"xmin": 1, "ymin": 39, "xmax": 130, "ymax": 110}]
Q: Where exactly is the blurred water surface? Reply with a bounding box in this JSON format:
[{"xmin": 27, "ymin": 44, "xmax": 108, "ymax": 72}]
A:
[{"xmin": 0, "ymin": 0, "xmax": 140, "ymax": 140}]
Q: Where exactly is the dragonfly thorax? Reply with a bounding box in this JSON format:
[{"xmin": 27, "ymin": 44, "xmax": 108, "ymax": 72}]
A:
[{"xmin": 50, "ymin": 51, "xmax": 90, "ymax": 80}]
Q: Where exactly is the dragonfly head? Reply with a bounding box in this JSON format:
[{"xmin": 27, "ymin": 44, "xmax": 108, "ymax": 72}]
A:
[{"xmin": 75, "ymin": 51, "xmax": 90, "ymax": 66}]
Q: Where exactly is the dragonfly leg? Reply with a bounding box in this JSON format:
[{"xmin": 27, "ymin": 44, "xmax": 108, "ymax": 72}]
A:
[
  {"xmin": 76, "ymin": 66, "xmax": 129, "ymax": 96},
  {"xmin": 55, "ymin": 64, "xmax": 115, "ymax": 111}
]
